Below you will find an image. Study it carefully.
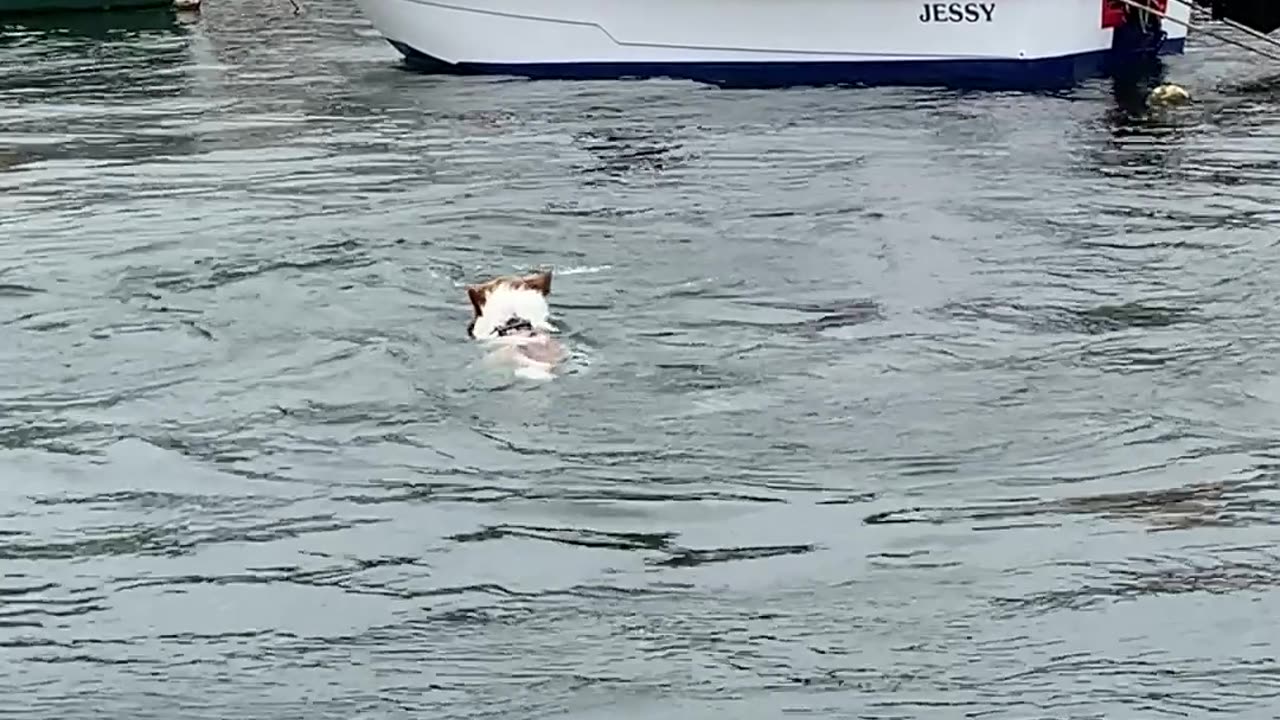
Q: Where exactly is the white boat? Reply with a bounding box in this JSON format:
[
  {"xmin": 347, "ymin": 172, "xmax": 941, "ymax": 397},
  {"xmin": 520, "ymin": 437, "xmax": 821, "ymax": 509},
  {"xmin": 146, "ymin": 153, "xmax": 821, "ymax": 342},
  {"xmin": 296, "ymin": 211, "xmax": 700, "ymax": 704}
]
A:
[{"xmin": 350, "ymin": 0, "xmax": 1270, "ymax": 90}]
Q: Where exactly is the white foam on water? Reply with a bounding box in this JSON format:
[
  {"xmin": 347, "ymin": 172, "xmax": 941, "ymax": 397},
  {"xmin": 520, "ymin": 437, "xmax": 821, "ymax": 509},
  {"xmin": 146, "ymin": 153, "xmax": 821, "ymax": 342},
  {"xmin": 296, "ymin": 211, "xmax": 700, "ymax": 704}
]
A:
[{"xmin": 554, "ymin": 265, "xmax": 611, "ymax": 275}]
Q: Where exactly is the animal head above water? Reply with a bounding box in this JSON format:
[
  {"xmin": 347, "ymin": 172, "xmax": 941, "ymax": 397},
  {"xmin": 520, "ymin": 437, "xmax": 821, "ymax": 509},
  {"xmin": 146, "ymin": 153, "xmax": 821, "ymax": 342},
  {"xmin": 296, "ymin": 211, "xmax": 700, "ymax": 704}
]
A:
[{"xmin": 465, "ymin": 270, "xmax": 554, "ymax": 339}]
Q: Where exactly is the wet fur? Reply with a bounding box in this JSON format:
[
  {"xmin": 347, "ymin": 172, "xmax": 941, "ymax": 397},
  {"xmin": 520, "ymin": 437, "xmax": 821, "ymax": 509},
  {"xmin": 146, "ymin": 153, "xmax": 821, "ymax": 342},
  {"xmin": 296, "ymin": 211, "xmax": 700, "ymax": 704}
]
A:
[{"xmin": 465, "ymin": 270, "xmax": 566, "ymax": 379}]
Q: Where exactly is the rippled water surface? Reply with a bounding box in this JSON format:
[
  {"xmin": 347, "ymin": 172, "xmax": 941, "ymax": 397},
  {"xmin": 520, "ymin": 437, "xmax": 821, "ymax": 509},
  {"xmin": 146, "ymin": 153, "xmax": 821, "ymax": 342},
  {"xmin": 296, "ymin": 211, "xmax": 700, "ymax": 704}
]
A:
[{"xmin": 4, "ymin": 3, "xmax": 1280, "ymax": 717}]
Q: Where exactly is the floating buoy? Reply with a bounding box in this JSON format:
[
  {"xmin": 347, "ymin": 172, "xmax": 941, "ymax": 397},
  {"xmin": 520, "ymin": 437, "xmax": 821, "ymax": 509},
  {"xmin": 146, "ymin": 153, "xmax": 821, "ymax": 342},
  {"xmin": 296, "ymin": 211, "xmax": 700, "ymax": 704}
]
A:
[
  {"xmin": 173, "ymin": 0, "xmax": 201, "ymax": 10},
  {"xmin": 1147, "ymin": 83, "xmax": 1191, "ymax": 107}
]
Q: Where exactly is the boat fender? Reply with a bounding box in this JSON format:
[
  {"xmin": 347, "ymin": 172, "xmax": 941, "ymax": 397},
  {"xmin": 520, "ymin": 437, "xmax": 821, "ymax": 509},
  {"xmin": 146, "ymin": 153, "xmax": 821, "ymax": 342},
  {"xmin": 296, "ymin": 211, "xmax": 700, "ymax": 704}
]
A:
[{"xmin": 1148, "ymin": 83, "xmax": 1190, "ymax": 106}]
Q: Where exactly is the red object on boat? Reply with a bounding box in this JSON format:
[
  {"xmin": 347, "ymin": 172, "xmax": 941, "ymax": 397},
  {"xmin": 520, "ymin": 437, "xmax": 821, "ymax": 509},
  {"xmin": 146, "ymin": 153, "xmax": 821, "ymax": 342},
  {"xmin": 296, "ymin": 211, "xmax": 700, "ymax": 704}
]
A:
[
  {"xmin": 1102, "ymin": 0, "xmax": 1168, "ymax": 28},
  {"xmin": 1101, "ymin": 0, "xmax": 1124, "ymax": 27}
]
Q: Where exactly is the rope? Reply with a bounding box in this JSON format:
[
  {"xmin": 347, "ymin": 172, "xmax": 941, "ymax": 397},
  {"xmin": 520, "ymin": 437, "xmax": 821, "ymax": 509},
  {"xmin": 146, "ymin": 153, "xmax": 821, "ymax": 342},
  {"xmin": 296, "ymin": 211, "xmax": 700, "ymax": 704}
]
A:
[
  {"xmin": 1112, "ymin": 0, "xmax": 1280, "ymax": 62},
  {"xmin": 1166, "ymin": 0, "xmax": 1280, "ymax": 54}
]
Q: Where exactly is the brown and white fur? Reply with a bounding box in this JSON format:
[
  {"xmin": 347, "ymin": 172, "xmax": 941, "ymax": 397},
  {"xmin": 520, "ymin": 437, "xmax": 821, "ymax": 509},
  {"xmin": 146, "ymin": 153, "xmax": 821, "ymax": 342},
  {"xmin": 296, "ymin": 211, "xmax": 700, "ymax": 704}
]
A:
[{"xmin": 466, "ymin": 270, "xmax": 566, "ymax": 380}]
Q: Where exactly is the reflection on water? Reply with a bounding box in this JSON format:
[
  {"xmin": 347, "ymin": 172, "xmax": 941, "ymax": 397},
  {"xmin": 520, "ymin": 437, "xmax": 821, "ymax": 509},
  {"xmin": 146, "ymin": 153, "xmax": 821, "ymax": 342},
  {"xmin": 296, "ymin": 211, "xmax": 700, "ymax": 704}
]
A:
[{"xmin": 3, "ymin": 2, "xmax": 1280, "ymax": 718}]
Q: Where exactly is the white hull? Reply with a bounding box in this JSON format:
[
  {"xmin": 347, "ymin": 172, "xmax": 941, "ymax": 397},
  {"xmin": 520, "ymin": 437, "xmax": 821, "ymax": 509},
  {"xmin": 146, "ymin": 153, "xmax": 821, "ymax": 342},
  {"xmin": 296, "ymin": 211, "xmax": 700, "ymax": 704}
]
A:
[{"xmin": 354, "ymin": 0, "xmax": 1191, "ymax": 88}]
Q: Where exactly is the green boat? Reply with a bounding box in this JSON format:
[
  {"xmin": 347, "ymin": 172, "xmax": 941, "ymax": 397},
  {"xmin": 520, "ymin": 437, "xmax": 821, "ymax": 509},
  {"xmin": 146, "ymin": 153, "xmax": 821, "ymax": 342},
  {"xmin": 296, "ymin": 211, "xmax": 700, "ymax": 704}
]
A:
[{"xmin": 0, "ymin": 0, "xmax": 174, "ymax": 14}]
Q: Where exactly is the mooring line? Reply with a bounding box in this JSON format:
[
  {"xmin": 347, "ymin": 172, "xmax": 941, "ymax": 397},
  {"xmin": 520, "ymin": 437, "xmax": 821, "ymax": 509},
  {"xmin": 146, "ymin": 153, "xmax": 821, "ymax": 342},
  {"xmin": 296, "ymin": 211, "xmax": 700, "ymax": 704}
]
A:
[
  {"xmin": 1113, "ymin": 0, "xmax": 1280, "ymax": 62},
  {"xmin": 1171, "ymin": 0, "xmax": 1280, "ymax": 53}
]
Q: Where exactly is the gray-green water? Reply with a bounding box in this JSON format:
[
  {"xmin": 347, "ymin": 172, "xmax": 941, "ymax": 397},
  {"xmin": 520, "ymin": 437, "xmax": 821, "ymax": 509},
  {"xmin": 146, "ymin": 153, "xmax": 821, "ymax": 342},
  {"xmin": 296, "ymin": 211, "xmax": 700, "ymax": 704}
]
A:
[{"xmin": 4, "ymin": 3, "xmax": 1280, "ymax": 717}]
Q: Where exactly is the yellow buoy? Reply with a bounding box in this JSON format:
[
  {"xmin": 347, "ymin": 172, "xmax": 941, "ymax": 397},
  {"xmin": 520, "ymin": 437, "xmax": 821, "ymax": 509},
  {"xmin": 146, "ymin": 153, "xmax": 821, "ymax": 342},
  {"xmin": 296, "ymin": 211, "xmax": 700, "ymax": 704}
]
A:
[{"xmin": 1148, "ymin": 83, "xmax": 1191, "ymax": 107}]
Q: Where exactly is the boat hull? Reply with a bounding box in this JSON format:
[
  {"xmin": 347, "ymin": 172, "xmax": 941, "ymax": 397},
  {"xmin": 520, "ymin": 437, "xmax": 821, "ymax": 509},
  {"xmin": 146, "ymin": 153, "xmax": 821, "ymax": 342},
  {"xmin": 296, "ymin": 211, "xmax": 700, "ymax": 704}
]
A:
[
  {"xmin": 356, "ymin": 0, "xmax": 1191, "ymax": 89},
  {"xmin": 0, "ymin": 0, "xmax": 171, "ymax": 13}
]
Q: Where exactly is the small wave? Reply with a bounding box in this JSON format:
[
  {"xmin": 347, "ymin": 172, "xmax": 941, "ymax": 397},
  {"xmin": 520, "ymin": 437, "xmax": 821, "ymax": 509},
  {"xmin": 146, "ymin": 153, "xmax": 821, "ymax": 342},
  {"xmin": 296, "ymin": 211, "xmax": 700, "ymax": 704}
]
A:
[{"xmin": 554, "ymin": 265, "xmax": 612, "ymax": 276}]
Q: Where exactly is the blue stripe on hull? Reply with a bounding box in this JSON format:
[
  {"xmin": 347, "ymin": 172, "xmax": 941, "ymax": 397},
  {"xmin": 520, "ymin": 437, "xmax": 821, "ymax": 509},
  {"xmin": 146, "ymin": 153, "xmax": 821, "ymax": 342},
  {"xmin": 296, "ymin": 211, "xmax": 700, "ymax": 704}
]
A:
[{"xmin": 387, "ymin": 37, "xmax": 1186, "ymax": 90}]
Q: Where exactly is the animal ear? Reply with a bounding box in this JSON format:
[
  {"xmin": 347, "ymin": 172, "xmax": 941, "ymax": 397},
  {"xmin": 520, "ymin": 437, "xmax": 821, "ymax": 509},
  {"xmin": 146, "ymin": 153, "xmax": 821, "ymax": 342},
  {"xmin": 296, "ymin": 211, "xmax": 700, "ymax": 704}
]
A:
[
  {"xmin": 466, "ymin": 284, "xmax": 486, "ymax": 315},
  {"xmin": 522, "ymin": 270, "xmax": 551, "ymax": 296}
]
